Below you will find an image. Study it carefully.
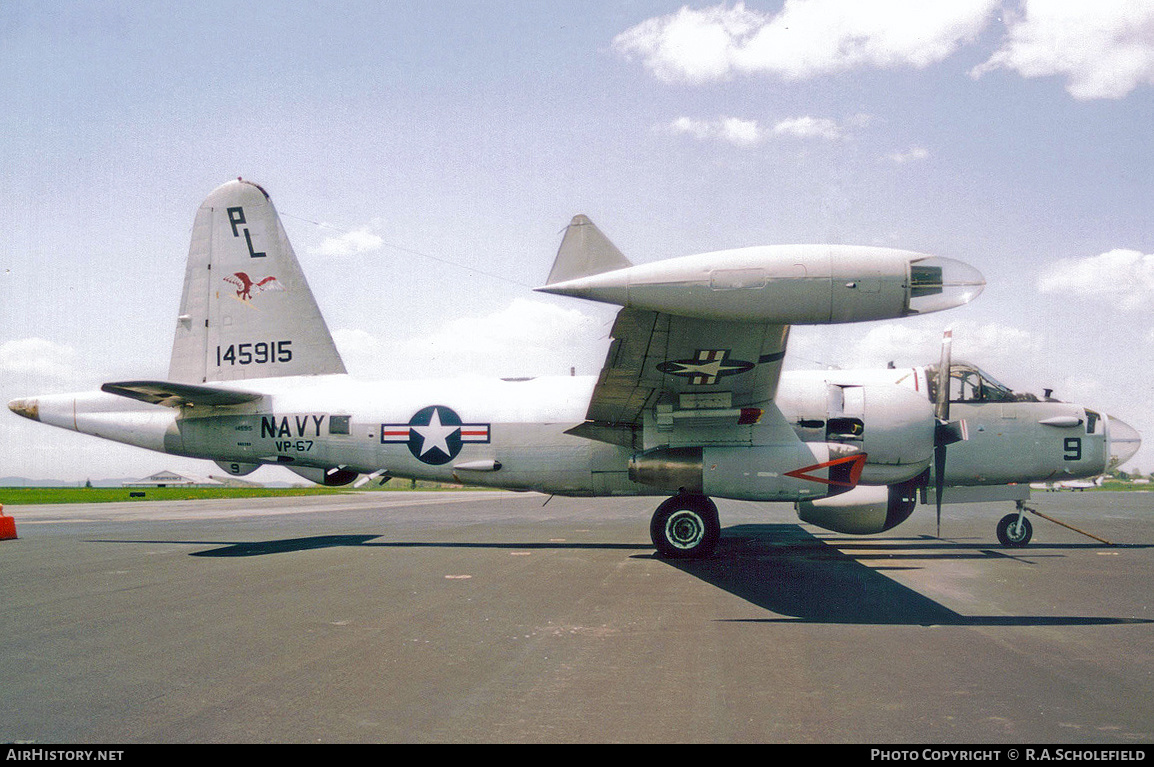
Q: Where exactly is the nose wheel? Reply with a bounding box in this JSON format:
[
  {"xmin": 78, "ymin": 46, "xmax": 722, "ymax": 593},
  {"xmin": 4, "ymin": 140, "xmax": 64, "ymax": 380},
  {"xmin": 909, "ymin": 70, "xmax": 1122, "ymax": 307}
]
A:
[
  {"xmin": 650, "ymin": 493, "xmax": 720, "ymax": 559},
  {"xmin": 996, "ymin": 509, "xmax": 1034, "ymax": 547}
]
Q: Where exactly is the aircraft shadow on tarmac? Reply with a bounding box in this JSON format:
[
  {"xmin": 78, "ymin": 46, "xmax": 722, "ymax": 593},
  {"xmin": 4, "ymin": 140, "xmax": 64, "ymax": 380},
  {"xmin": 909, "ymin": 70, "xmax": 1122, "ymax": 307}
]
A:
[
  {"xmin": 668, "ymin": 523, "xmax": 1152, "ymax": 627},
  {"xmin": 96, "ymin": 522, "xmax": 1150, "ymax": 627},
  {"xmin": 93, "ymin": 535, "xmax": 646, "ymax": 557}
]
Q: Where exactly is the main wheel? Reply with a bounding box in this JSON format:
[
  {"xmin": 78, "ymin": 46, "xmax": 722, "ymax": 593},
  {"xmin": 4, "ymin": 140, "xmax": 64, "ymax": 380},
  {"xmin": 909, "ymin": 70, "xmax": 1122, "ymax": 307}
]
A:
[
  {"xmin": 650, "ymin": 494, "xmax": 720, "ymax": 559},
  {"xmin": 996, "ymin": 513, "xmax": 1033, "ymax": 547}
]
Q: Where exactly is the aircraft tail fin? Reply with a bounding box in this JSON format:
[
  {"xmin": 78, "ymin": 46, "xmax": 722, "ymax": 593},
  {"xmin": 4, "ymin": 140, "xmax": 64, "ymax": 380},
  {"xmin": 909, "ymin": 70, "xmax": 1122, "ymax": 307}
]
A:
[
  {"xmin": 545, "ymin": 215, "xmax": 632, "ymax": 285},
  {"xmin": 168, "ymin": 179, "xmax": 347, "ymax": 383}
]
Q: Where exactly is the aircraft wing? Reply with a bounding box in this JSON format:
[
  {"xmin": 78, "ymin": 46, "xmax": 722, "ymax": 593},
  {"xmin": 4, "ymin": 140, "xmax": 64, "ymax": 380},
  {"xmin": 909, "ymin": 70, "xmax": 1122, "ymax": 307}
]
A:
[
  {"xmin": 569, "ymin": 307, "xmax": 789, "ymax": 448},
  {"xmin": 100, "ymin": 380, "xmax": 263, "ymax": 408},
  {"xmin": 540, "ymin": 215, "xmax": 792, "ymax": 450}
]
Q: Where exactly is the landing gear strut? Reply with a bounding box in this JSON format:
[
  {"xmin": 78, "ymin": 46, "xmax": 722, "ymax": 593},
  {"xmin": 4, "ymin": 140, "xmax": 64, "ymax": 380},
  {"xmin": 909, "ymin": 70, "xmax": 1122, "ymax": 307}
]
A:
[
  {"xmin": 650, "ymin": 492, "xmax": 720, "ymax": 559},
  {"xmin": 996, "ymin": 501, "xmax": 1034, "ymax": 547}
]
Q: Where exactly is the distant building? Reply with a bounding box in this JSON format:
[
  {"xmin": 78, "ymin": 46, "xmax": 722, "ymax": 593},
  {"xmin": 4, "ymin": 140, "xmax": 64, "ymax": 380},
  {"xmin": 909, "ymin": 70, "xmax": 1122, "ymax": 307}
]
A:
[{"xmin": 122, "ymin": 470, "xmax": 222, "ymax": 488}]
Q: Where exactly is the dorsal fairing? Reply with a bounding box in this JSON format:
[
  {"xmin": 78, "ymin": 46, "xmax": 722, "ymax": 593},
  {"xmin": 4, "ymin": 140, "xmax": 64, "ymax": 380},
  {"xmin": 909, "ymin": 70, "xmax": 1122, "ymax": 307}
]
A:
[{"xmin": 169, "ymin": 179, "xmax": 347, "ymax": 384}]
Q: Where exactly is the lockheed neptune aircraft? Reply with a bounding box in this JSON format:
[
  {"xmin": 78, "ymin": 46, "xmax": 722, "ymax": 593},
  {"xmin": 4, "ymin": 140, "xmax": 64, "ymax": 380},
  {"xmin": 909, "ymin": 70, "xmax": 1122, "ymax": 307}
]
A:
[{"xmin": 9, "ymin": 180, "xmax": 1141, "ymax": 557}]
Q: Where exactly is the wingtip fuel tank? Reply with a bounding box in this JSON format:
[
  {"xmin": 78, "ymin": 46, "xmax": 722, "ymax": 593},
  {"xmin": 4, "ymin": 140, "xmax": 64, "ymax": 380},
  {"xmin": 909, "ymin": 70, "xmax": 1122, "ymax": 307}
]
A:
[{"xmin": 536, "ymin": 243, "xmax": 985, "ymax": 324}]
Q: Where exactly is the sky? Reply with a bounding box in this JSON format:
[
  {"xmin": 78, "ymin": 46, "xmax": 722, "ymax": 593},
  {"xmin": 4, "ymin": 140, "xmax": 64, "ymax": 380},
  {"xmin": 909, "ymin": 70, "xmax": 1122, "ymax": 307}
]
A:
[{"xmin": 1, "ymin": 0, "xmax": 1152, "ymax": 482}]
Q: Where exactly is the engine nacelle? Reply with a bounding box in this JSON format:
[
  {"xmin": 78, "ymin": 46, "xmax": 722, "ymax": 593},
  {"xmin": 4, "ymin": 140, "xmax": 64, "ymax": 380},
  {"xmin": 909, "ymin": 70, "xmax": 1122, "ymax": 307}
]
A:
[
  {"xmin": 629, "ymin": 441, "xmax": 865, "ymax": 502},
  {"xmin": 779, "ymin": 381, "xmax": 936, "ymax": 485},
  {"xmin": 795, "ymin": 482, "xmax": 919, "ymax": 534}
]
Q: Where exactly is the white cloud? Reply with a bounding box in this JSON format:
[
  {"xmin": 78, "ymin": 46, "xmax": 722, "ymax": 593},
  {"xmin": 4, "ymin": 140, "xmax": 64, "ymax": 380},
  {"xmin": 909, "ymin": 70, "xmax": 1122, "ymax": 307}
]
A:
[
  {"xmin": 886, "ymin": 146, "xmax": 930, "ymax": 163},
  {"xmin": 668, "ymin": 114, "xmax": 846, "ymax": 145},
  {"xmin": 307, "ymin": 226, "xmax": 384, "ymax": 257},
  {"xmin": 334, "ymin": 298, "xmax": 610, "ymax": 380},
  {"xmin": 670, "ymin": 115, "xmax": 766, "ymax": 146},
  {"xmin": 973, "ymin": 1, "xmax": 1154, "ymax": 100},
  {"xmin": 668, "ymin": 116, "xmax": 716, "ymax": 141},
  {"xmin": 1037, "ymin": 248, "xmax": 1154, "ymax": 309},
  {"xmin": 615, "ymin": 4, "xmax": 764, "ymax": 84},
  {"xmin": 787, "ymin": 316, "xmax": 1098, "ymax": 413},
  {"xmin": 718, "ymin": 116, "xmax": 764, "ymax": 146},
  {"xmin": 0, "ymin": 337, "xmax": 81, "ymax": 384},
  {"xmin": 771, "ymin": 116, "xmax": 845, "ymax": 140},
  {"xmin": 614, "ymin": 0, "xmax": 999, "ymax": 83},
  {"xmin": 814, "ymin": 319, "xmax": 1044, "ymax": 373}
]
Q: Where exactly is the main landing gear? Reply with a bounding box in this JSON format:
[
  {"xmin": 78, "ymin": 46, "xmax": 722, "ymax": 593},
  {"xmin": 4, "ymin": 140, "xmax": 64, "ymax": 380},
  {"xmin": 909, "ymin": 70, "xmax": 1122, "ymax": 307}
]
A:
[{"xmin": 650, "ymin": 492, "xmax": 720, "ymax": 559}]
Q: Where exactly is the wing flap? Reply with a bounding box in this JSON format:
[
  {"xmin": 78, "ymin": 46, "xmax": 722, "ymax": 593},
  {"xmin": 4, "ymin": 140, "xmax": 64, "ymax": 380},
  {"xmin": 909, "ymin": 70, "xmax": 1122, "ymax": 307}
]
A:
[{"xmin": 583, "ymin": 309, "xmax": 663, "ymax": 429}]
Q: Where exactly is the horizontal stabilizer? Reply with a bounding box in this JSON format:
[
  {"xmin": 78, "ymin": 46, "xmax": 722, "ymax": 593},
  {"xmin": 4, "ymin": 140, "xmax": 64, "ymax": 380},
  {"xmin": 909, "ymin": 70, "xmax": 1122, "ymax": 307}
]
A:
[
  {"xmin": 544, "ymin": 215, "xmax": 632, "ymax": 285},
  {"xmin": 101, "ymin": 380, "xmax": 263, "ymax": 408}
]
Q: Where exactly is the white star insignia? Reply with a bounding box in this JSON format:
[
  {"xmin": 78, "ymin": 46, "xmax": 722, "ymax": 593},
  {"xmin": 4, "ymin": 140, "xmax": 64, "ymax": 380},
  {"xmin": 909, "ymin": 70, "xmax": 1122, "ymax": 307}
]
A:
[
  {"xmin": 412, "ymin": 408, "xmax": 458, "ymax": 457},
  {"xmin": 667, "ymin": 359, "xmax": 741, "ymax": 379}
]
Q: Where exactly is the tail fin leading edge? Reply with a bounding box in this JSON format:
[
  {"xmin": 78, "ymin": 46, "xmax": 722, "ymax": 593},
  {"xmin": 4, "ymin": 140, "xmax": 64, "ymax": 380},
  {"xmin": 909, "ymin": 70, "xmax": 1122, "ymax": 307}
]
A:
[{"xmin": 168, "ymin": 179, "xmax": 347, "ymax": 383}]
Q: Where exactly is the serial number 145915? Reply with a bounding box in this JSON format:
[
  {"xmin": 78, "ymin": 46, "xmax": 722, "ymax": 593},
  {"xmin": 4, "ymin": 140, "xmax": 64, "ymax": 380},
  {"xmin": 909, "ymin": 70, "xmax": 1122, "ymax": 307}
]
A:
[{"xmin": 216, "ymin": 340, "xmax": 293, "ymax": 366}]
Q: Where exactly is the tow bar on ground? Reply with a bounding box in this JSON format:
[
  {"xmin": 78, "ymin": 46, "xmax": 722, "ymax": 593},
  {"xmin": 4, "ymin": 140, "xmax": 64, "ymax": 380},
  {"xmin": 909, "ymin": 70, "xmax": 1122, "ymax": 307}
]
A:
[{"xmin": 1017, "ymin": 500, "xmax": 1113, "ymax": 545}]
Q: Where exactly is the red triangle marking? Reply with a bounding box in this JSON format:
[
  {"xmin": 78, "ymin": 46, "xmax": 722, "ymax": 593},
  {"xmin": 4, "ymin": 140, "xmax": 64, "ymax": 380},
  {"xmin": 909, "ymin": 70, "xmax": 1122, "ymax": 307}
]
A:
[{"xmin": 783, "ymin": 453, "xmax": 868, "ymax": 488}]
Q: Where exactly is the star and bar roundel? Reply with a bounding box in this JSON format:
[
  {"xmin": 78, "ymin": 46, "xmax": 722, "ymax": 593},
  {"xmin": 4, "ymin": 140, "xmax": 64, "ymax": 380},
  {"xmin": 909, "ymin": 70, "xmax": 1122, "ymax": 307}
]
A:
[
  {"xmin": 657, "ymin": 349, "xmax": 782, "ymax": 385},
  {"xmin": 381, "ymin": 405, "xmax": 491, "ymax": 465}
]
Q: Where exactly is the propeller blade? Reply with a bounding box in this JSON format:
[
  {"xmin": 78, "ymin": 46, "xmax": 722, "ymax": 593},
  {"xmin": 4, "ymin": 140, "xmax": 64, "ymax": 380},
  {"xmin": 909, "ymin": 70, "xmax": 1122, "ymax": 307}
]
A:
[
  {"xmin": 933, "ymin": 329, "xmax": 953, "ymax": 538},
  {"xmin": 934, "ymin": 443, "xmax": 946, "ymax": 538},
  {"xmin": 936, "ymin": 419, "xmax": 966, "ymax": 446},
  {"xmin": 935, "ymin": 329, "xmax": 952, "ymax": 422}
]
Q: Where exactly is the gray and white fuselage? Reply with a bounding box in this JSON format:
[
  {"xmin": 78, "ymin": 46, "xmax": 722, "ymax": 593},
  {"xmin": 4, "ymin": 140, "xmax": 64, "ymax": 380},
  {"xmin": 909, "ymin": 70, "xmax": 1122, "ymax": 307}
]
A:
[{"xmin": 12, "ymin": 364, "xmax": 1133, "ymax": 498}]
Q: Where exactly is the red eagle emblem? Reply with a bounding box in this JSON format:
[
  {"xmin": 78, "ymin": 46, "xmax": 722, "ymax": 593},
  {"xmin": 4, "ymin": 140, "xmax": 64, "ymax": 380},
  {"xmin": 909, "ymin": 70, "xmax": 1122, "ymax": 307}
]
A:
[{"xmin": 224, "ymin": 272, "xmax": 283, "ymax": 301}]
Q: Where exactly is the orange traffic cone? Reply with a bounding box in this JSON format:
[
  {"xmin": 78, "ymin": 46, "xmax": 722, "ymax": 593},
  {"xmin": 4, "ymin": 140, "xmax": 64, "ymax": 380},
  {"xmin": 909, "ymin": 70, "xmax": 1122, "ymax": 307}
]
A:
[{"xmin": 0, "ymin": 504, "xmax": 16, "ymax": 540}]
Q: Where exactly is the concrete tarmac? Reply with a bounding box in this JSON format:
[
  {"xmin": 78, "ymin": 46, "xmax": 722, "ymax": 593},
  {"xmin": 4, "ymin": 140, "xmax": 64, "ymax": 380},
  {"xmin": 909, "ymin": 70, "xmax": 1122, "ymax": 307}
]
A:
[{"xmin": 1, "ymin": 490, "xmax": 1151, "ymax": 744}]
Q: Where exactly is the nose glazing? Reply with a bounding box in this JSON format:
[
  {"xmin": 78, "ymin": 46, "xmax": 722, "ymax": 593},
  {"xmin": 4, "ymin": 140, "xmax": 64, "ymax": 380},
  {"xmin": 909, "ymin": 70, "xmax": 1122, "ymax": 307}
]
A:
[{"xmin": 1107, "ymin": 415, "xmax": 1141, "ymax": 469}]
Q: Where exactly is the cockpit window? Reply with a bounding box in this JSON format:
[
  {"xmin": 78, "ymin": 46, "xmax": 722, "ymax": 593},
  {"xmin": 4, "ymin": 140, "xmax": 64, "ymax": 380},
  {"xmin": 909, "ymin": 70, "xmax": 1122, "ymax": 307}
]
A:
[{"xmin": 926, "ymin": 363, "xmax": 1037, "ymax": 404}]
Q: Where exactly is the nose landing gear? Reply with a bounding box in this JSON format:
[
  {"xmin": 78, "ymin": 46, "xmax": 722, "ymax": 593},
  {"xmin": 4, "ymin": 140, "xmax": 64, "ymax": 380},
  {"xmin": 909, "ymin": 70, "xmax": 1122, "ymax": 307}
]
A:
[
  {"xmin": 996, "ymin": 499, "xmax": 1114, "ymax": 547},
  {"xmin": 997, "ymin": 503, "xmax": 1034, "ymax": 547}
]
